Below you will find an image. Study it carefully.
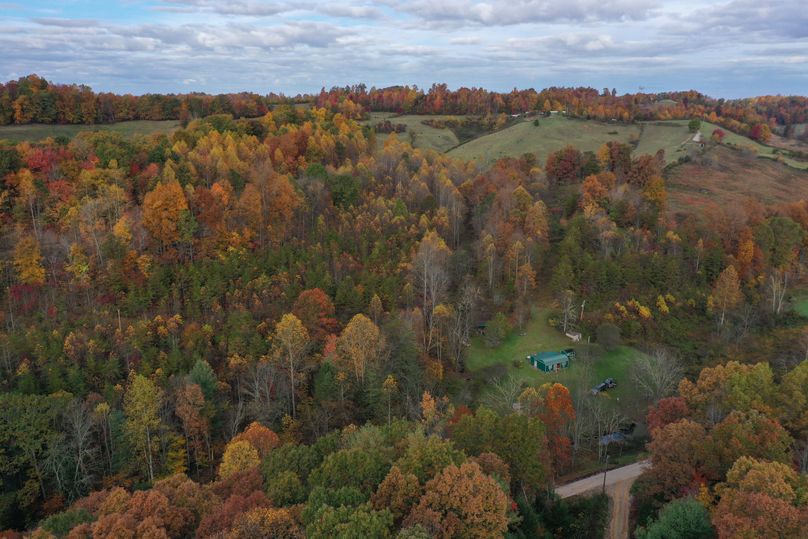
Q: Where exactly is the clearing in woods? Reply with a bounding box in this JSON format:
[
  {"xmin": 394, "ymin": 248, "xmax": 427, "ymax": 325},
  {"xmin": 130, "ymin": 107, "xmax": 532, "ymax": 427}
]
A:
[
  {"xmin": 364, "ymin": 112, "xmax": 460, "ymax": 152},
  {"xmin": 794, "ymin": 294, "xmax": 808, "ymax": 318},
  {"xmin": 464, "ymin": 308, "xmax": 646, "ymax": 404},
  {"xmin": 0, "ymin": 119, "xmax": 181, "ymax": 143}
]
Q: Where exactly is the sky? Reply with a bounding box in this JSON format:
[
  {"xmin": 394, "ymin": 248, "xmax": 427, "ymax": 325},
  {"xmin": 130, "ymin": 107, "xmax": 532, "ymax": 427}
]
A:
[{"xmin": 1, "ymin": 1, "xmax": 806, "ymax": 98}]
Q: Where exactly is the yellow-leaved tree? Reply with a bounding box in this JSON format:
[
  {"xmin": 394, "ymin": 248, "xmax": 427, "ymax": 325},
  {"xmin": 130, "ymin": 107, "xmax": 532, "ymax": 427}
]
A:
[
  {"xmin": 13, "ymin": 235, "xmax": 46, "ymax": 285},
  {"xmin": 337, "ymin": 313, "xmax": 382, "ymax": 383},
  {"xmin": 271, "ymin": 313, "xmax": 310, "ymax": 418},
  {"xmin": 218, "ymin": 439, "xmax": 260, "ymax": 480},
  {"xmin": 712, "ymin": 265, "xmax": 742, "ymax": 328},
  {"xmin": 142, "ymin": 180, "xmax": 188, "ymax": 249}
]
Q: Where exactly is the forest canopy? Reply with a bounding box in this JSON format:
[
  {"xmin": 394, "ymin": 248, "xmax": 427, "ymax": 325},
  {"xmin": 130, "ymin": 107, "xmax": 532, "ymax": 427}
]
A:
[{"xmin": 0, "ymin": 80, "xmax": 806, "ymax": 538}]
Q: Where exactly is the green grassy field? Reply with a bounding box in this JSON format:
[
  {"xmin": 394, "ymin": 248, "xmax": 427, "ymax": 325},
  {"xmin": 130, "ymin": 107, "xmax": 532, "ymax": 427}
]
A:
[
  {"xmin": 794, "ymin": 294, "xmax": 808, "ymax": 318},
  {"xmin": 636, "ymin": 119, "xmax": 808, "ymax": 169},
  {"xmin": 363, "ymin": 113, "xmax": 808, "ymax": 171},
  {"xmin": 465, "ymin": 308, "xmax": 571, "ymax": 385},
  {"xmin": 693, "ymin": 120, "xmax": 808, "ymax": 170},
  {"xmin": 0, "ymin": 120, "xmax": 181, "ymax": 143},
  {"xmin": 364, "ymin": 112, "xmax": 460, "ymax": 153},
  {"xmin": 634, "ymin": 121, "xmax": 694, "ymax": 160},
  {"xmin": 448, "ymin": 115, "xmax": 641, "ymax": 167},
  {"xmin": 464, "ymin": 308, "xmax": 646, "ymax": 402}
]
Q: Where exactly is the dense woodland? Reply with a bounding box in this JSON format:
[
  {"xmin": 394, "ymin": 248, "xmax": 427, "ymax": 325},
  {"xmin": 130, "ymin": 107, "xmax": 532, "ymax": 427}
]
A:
[
  {"xmin": 0, "ymin": 75, "xmax": 303, "ymax": 127},
  {"xmin": 0, "ymin": 80, "xmax": 807, "ymax": 537}
]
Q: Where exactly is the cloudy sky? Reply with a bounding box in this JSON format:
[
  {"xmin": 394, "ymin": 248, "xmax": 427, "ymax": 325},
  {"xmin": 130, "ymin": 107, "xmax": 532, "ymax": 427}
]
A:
[{"xmin": 1, "ymin": 1, "xmax": 806, "ymax": 98}]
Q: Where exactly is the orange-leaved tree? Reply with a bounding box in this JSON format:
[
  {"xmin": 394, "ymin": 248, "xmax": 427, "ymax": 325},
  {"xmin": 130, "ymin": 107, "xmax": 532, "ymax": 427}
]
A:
[{"xmin": 405, "ymin": 461, "xmax": 509, "ymax": 538}]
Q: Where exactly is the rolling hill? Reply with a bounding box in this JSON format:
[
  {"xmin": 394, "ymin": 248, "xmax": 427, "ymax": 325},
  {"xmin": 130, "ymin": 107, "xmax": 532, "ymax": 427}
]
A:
[
  {"xmin": 447, "ymin": 115, "xmax": 641, "ymax": 166},
  {"xmin": 364, "ymin": 112, "xmax": 460, "ymax": 152},
  {"xmin": 665, "ymin": 145, "xmax": 808, "ymax": 212},
  {"xmin": 365, "ymin": 113, "xmax": 808, "ymax": 173}
]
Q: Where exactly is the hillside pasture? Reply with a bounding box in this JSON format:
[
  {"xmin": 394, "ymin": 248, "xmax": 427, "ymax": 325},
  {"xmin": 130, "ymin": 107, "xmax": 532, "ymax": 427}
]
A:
[
  {"xmin": 0, "ymin": 119, "xmax": 181, "ymax": 143},
  {"xmin": 361, "ymin": 114, "xmax": 808, "ymax": 173},
  {"xmin": 637, "ymin": 119, "xmax": 808, "ymax": 170},
  {"xmin": 769, "ymin": 133, "xmax": 808, "ymax": 155},
  {"xmin": 634, "ymin": 121, "xmax": 694, "ymax": 161},
  {"xmin": 664, "ymin": 145, "xmax": 808, "ymax": 212},
  {"xmin": 694, "ymin": 120, "xmax": 808, "ymax": 170},
  {"xmin": 364, "ymin": 112, "xmax": 460, "ymax": 153},
  {"xmin": 448, "ymin": 115, "xmax": 641, "ymax": 167}
]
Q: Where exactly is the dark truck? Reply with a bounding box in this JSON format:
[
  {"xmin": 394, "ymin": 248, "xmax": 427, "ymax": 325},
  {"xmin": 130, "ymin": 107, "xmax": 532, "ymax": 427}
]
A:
[{"xmin": 591, "ymin": 377, "xmax": 617, "ymax": 395}]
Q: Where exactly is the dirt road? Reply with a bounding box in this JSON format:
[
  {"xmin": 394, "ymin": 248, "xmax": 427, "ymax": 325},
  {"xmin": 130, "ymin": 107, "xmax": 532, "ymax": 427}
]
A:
[
  {"xmin": 555, "ymin": 460, "xmax": 648, "ymax": 498},
  {"xmin": 606, "ymin": 477, "xmax": 634, "ymax": 539},
  {"xmin": 555, "ymin": 460, "xmax": 649, "ymax": 539}
]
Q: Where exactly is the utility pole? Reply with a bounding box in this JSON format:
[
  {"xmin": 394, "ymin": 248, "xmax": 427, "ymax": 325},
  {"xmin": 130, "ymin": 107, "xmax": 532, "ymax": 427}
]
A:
[{"xmin": 601, "ymin": 450, "xmax": 610, "ymax": 494}]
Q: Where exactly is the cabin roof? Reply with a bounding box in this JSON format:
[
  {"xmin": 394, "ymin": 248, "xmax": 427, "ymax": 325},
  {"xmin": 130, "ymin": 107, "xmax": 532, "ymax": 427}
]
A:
[{"xmin": 529, "ymin": 351, "xmax": 569, "ymax": 365}]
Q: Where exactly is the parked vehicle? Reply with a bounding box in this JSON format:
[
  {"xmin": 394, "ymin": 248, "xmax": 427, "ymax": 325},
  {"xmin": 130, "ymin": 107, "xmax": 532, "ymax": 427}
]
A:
[
  {"xmin": 591, "ymin": 377, "xmax": 617, "ymax": 395},
  {"xmin": 599, "ymin": 432, "xmax": 626, "ymax": 446}
]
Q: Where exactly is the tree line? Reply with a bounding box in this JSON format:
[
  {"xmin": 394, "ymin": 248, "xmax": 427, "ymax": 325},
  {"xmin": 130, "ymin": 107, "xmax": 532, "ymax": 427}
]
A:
[
  {"xmin": 0, "ymin": 75, "xmax": 307, "ymax": 126},
  {"xmin": 5, "ymin": 74, "xmax": 808, "ymax": 145}
]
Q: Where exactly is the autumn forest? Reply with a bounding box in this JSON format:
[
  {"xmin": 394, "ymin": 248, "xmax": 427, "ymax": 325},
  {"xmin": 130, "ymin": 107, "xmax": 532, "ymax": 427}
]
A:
[{"xmin": 0, "ymin": 74, "xmax": 807, "ymax": 538}]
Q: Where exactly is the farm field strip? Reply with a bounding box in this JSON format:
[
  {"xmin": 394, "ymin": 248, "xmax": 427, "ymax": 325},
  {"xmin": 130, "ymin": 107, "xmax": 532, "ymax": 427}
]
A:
[{"xmin": 0, "ymin": 119, "xmax": 181, "ymax": 143}]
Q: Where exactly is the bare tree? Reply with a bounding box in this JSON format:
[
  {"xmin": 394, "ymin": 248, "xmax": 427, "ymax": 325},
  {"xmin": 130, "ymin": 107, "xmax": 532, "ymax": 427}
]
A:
[
  {"xmin": 796, "ymin": 435, "xmax": 808, "ymax": 475},
  {"xmin": 486, "ymin": 374, "xmax": 524, "ymax": 415},
  {"xmin": 45, "ymin": 399, "xmax": 99, "ymax": 501},
  {"xmin": 560, "ymin": 290, "xmax": 576, "ymax": 334},
  {"xmin": 631, "ymin": 349, "xmax": 684, "ymax": 403},
  {"xmin": 586, "ymin": 397, "xmax": 624, "ymax": 461},
  {"xmin": 768, "ymin": 268, "xmax": 790, "ymax": 315},
  {"xmin": 64, "ymin": 399, "xmax": 98, "ymax": 496},
  {"xmin": 241, "ymin": 360, "xmax": 283, "ymax": 427},
  {"xmin": 448, "ymin": 281, "xmax": 478, "ymax": 372},
  {"xmin": 569, "ymin": 361, "xmax": 595, "ymax": 467},
  {"xmin": 481, "ymin": 233, "xmax": 497, "ymax": 293},
  {"xmin": 412, "ymin": 231, "xmax": 451, "ymax": 353}
]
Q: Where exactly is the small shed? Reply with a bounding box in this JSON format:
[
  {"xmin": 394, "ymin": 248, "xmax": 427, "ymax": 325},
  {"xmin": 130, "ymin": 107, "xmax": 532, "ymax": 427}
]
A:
[
  {"xmin": 526, "ymin": 349, "xmax": 574, "ymax": 372},
  {"xmin": 565, "ymin": 331, "xmax": 582, "ymax": 342}
]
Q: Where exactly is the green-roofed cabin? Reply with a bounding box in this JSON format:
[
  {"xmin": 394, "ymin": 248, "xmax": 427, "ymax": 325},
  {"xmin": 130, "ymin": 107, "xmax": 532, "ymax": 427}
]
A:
[{"xmin": 526, "ymin": 349, "xmax": 575, "ymax": 372}]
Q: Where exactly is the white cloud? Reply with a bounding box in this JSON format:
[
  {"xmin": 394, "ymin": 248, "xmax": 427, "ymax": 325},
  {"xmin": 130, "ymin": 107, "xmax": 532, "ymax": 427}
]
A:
[
  {"xmin": 158, "ymin": 0, "xmax": 305, "ymax": 17},
  {"xmin": 380, "ymin": 0, "xmax": 660, "ymax": 26},
  {"xmin": 320, "ymin": 4, "xmax": 384, "ymax": 19},
  {"xmin": 448, "ymin": 36, "xmax": 481, "ymax": 45},
  {"xmin": 0, "ymin": 1, "xmax": 805, "ymax": 98},
  {"xmin": 684, "ymin": 0, "xmax": 808, "ymax": 39}
]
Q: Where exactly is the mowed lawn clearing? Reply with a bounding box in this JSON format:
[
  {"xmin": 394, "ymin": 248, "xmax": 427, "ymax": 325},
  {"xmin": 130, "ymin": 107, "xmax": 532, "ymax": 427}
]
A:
[
  {"xmin": 794, "ymin": 293, "xmax": 808, "ymax": 318},
  {"xmin": 465, "ymin": 308, "xmax": 646, "ymax": 401},
  {"xmin": 465, "ymin": 308, "xmax": 571, "ymax": 386},
  {"xmin": 0, "ymin": 119, "xmax": 181, "ymax": 143}
]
